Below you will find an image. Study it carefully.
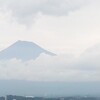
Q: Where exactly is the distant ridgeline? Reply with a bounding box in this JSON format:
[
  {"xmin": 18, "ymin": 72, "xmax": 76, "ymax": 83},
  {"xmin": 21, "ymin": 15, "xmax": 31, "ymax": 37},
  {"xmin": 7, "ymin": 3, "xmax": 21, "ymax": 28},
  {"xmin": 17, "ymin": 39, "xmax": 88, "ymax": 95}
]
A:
[
  {"xmin": 0, "ymin": 95, "xmax": 100, "ymax": 100},
  {"xmin": 0, "ymin": 40, "xmax": 56, "ymax": 61}
]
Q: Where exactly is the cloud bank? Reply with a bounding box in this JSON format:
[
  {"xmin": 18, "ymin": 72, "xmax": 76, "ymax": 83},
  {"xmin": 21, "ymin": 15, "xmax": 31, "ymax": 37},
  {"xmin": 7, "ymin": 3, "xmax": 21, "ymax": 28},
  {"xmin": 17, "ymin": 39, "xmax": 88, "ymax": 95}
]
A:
[
  {"xmin": 0, "ymin": 44, "xmax": 100, "ymax": 82},
  {"xmin": 0, "ymin": 0, "xmax": 88, "ymax": 24}
]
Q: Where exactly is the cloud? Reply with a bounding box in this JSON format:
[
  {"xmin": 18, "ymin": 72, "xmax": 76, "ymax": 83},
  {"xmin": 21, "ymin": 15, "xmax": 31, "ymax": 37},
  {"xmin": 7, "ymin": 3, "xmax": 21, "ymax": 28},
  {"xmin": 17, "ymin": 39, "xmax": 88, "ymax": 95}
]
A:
[
  {"xmin": 0, "ymin": 0, "xmax": 99, "ymax": 56},
  {"xmin": 0, "ymin": 54, "xmax": 75, "ymax": 81},
  {"xmin": 0, "ymin": 0, "xmax": 88, "ymax": 24},
  {"xmin": 0, "ymin": 49, "xmax": 100, "ymax": 81},
  {"xmin": 75, "ymin": 43, "xmax": 100, "ymax": 70}
]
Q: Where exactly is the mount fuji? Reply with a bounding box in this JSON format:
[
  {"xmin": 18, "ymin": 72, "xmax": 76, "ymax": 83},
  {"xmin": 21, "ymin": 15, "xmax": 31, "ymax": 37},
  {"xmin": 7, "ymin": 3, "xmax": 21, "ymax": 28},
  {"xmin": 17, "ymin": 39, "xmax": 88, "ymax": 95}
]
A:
[{"xmin": 0, "ymin": 40, "xmax": 56, "ymax": 61}]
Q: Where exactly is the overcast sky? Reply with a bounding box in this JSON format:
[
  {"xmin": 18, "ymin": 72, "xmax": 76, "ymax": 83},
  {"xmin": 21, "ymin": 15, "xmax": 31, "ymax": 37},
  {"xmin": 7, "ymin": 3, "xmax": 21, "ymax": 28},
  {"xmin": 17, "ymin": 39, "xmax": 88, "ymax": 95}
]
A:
[
  {"xmin": 0, "ymin": 0, "xmax": 100, "ymax": 82},
  {"xmin": 0, "ymin": 0, "xmax": 99, "ymax": 55}
]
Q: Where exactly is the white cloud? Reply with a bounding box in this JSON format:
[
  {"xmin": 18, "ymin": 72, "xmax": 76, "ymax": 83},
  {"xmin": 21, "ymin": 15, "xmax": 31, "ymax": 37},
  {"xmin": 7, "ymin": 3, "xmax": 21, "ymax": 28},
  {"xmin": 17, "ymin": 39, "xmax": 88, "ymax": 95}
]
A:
[
  {"xmin": 0, "ymin": 0, "xmax": 88, "ymax": 24},
  {"xmin": 0, "ymin": 50, "xmax": 100, "ymax": 81}
]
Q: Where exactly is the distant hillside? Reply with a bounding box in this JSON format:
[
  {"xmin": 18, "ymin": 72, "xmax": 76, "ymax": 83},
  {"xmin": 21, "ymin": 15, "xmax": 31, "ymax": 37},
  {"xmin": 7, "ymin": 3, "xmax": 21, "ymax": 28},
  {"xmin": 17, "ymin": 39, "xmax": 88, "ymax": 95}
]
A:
[{"xmin": 0, "ymin": 80, "xmax": 100, "ymax": 97}]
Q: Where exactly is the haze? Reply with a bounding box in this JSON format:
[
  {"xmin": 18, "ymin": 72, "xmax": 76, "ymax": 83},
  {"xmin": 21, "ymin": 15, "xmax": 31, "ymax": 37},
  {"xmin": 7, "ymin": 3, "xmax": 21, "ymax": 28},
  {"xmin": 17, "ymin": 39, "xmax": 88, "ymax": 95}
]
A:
[{"xmin": 0, "ymin": 0, "xmax": 100, "ymax": 97}]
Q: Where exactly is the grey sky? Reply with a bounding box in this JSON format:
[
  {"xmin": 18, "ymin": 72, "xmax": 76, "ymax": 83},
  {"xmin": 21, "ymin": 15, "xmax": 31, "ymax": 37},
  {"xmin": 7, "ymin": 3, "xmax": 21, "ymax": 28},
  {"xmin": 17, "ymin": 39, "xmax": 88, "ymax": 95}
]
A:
[
  {"xmin": 0, "ymin": 0, "xmax": 88, "ymax": 24},
  {"xmin": 0, "ymin": 0, "xmax": 99, "ymax": 55},
  {"xmin": 0, "ymin": 0, "xmax": 100, "ymax": 81}
]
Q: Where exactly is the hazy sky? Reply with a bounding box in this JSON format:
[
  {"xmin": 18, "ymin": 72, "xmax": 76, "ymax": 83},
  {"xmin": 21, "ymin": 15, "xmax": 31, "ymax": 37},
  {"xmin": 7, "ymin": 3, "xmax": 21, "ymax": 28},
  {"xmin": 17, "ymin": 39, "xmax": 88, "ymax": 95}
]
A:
[
  {"xmin": 0, "ymin": 0, "xmax": 100, "ymax": 82},
  {"xmin": 0, "ymin": 0, "xmax": 100, "ymax": 55}
]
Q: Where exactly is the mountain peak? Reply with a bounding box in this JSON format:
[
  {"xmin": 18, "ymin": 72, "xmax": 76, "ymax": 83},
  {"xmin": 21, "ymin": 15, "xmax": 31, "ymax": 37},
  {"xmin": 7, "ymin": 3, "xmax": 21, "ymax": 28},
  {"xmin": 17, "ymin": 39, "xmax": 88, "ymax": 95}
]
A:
[
  {"xmin": 14, "ymin": 40, "xmax": 38, "ymax": 45},
  {"xmin": 0, "ymin": 40, "xmax": 56, "ymax": 61}
]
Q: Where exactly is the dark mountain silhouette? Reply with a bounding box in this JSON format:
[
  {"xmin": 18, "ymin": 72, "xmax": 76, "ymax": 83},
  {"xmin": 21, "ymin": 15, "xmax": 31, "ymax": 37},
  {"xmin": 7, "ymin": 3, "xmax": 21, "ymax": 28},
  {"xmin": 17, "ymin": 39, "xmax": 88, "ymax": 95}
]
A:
[{"xmin": 0, "ymin": 40, "xmax": 56, "ymax": 61}]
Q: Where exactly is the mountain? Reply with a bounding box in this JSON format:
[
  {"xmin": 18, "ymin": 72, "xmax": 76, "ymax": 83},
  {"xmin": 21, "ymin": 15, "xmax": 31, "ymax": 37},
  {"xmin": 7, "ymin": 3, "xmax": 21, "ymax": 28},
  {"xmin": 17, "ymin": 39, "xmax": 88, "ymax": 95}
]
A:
[
  {"xmin": 0, "ymin": 40, "xmax": 56, "ymax": 61},
  {"xmin": 0, "ymin": 80, "xmax": 100, "ymax": 97},
  {"xmin": 80, "ymin": 43, "xmax": 100, "ymax": 58},
  {"xmin": 74, "ymin": 43, "xmax": 100, "ymax": 70}
]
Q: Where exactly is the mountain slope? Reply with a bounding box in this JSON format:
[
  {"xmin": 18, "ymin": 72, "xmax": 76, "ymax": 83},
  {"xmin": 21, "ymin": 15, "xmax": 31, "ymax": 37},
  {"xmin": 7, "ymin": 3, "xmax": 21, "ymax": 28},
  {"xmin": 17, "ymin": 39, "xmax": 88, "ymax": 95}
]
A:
[
  {"xmin": 80, "ymin": 43, "xmax": 100, "ymax": 59},
  {"xmin": 0, "ymin": 40, "xmax": 56, "ymax": 61}
]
